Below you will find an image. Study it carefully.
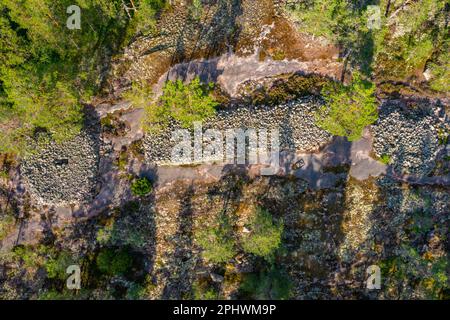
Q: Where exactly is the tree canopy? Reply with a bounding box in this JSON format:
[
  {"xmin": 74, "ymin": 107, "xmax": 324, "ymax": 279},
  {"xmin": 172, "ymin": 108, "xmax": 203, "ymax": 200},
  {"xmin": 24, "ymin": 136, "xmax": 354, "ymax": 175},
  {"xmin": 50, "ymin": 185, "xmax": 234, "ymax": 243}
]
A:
[
  {"xmin": 141, "ymin": 77, "xmax": 218, "ymax": 132},
  {"xmin": 316, "ymin": 72, "xmax": 378, "ymax": 141},
  {"xmin": 241, "ymin": 207, "xmax": 283, "ymax": 260},
  {"xmin": 0, "ymin": 0, "xmax": 167, "ymax": 155}
]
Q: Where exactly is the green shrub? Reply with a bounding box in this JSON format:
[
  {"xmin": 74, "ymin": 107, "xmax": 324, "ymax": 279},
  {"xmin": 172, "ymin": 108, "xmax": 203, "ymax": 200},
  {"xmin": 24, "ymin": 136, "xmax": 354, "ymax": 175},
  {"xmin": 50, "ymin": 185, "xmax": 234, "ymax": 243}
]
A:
[
  {"xmin": 142, "ymin": 76, "xmax": 218, "ymax": 132},
  {"xmin": 122, "ymin": 80, "xmax": 154, "ymax": 110},
  {"xmin": 241, "ymin": 207, "xmax": 283, "ymax": 260},
  {"xmin": 316, "ymin": 72, "xmax": 378, "ymax": 141},
  {"xmin": 131, "ymin": 177, "xmax": 152, "ymax": 196},
  {"xmin": 126, "ymin": 283, "xmax": 147, "ymax": 300},
  {"xmin": 117, "ymin": 149, "xmax": 129, "ymax": 171},
  {"xmin": 96, "ymin": 224, "xmax": 113, "ymax": 245},
  {"xmin": 191, "ymin": 0, "xmax": 203, "ymax": 20},
  {"xmin": 12, "ymin": 245, "xmax": 48, "ymax": 269},
  {"xmin": 96, "ymin": 248, "xmax": 133, "ymax": 276},
  {"xmin": 379, "ymin": 154, "xmax": 391, "ymax": 165},
  {"xmin": 196, "ymin": 215, "xmax": 236, "ymax": 264},
  {"xmin": 45, "ymin": 251, "xmax": 76, "ymax": 280}
]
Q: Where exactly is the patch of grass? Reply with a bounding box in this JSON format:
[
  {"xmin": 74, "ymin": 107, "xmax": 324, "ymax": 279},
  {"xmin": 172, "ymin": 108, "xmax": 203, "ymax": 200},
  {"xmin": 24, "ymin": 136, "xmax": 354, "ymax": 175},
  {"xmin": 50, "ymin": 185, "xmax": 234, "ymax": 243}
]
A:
[
  {"xmin": 96, "ymin": 221, "xmax": 114, "ymax": 245},
  {"xmin": 129, "ymin": 140, "xmax": 145, "ymax": 160},
  {"xmin": 117, "ymin": 149, "xmax": 129, "ymax": 171},
  {"xmin": 38, "ymin": 289, "xmax": 90, "ymax": 300},
  {"xmin": 12, "ymin": 245, "xmax": 47, "ymax": 269},
  {"xmin": 100, "ymin": 114, "xmax": 115, "ymax": 129},
  {"xmin": 271, "ymin": 49, "xmax": 285, "ymax": 61},
  {"xmin": 437, "ymin": 129, "xmax": 448, "ymax": 145}
]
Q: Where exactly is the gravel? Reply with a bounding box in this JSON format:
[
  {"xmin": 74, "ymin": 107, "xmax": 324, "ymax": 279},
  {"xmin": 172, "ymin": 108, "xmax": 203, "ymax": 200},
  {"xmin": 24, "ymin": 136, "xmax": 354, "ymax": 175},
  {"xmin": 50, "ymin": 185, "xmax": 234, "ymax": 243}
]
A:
[
  {"xmin": 372, "ymin": 102, "xmax": 448, "ymax": 176},
  {"xmin": 143, "ymin": 97, "xmax": 332, "ymax": 164},
  {"xmin": 21, "ymin": 132, "xmax": 100, "ymax": 205}
]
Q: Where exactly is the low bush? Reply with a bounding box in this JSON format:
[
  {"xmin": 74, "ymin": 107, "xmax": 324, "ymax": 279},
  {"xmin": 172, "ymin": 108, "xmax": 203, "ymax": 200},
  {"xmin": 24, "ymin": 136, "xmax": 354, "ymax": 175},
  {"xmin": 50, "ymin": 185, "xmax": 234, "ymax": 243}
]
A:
[
  {"xmin": 316, "ymin": 72, "xmax": 378, "ymax": 141},
  {"xmin": 45, "ymin": 251, "xmax": 76, "ymax": 280},
  {"xmin": 241, "ymin": 207, "xmax": 283, "ymax": 260},
  {"xmin": 195, "ymin": 215, "xmax": 236, "ymax": 264},
  {"xmin": 131, "ymin": 177, "xmax": 152, "ymax": 196},
  {"xmin": 142, "ymin": 76, "xmax": 218, "ymax": 132},
  {"xmin": 192, "ymin": 279, "xmax": 219, "ymax": 300}
]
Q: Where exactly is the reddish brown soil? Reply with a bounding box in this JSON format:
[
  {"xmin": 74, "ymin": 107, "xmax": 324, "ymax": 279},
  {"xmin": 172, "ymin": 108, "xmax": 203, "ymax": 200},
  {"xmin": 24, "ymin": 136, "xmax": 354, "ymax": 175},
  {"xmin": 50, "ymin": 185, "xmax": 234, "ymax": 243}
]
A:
[{"xmin": 260, "ymin": 17, "xmax": 339, "ymax": 62}]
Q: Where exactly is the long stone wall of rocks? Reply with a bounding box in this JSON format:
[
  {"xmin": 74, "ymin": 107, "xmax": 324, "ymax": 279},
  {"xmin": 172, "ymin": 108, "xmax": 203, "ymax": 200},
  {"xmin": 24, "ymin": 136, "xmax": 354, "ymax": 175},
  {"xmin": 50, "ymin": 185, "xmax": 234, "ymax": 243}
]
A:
[{"xmin": 143, "ymin": 97, "xmax": 332, "ymax": 165}]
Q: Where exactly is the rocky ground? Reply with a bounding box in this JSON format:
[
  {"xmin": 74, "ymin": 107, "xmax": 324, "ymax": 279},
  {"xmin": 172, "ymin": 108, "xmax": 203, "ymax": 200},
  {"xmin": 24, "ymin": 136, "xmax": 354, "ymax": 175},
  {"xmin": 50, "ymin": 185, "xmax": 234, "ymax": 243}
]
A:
[
  {"xmin": 20, "ymin": 132, "xmax": 101, "ymax": 206},
  {"xmin": 0, "ymin": 0, "xmax": 449, "ymax": 301},
  {"xmin": 372, "ymin": 100, "xmax": 449, "ymax": 176},
  {"xmin": 106, "ymin": 0, "xmax": 339, "ymax": 98},
  {"xmin": 143, "ymin": 96, "xmax": 332, "ymax": 164}
]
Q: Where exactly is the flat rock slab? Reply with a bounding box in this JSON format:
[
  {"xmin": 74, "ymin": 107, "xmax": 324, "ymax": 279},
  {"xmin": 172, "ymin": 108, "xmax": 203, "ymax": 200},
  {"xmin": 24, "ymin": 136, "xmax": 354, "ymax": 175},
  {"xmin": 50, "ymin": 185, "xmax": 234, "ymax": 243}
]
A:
[{"xmin": 153, "ymin": 50, "xmax": 341, "ymax": 98}]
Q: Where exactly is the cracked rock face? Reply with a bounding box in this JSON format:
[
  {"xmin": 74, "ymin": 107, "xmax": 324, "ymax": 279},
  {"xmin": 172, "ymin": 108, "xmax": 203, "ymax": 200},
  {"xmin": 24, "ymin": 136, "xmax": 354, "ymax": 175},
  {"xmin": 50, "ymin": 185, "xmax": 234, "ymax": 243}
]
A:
[
  {"xmin": 21, "ymin": 132, "xmax": 100, "ymax": 205},
  {"xmin": 372, "ymin": 103, "xmax": 448, "ymax": 176}
]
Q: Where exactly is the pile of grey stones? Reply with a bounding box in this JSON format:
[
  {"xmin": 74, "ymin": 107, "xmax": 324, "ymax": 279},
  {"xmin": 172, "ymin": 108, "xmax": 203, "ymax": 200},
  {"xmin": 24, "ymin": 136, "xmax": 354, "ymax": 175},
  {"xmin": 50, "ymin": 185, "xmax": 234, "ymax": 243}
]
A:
[
  {"xmin": 143, "ymin": 97, "xmax": 332, "ymax": 165},
  {"xmin": 21, "ymin": 132, "xmax": 100, "ymax": 205},
  {"xmin": 372, "ymin": 102, "xmax": 449, "ymax": 176}
]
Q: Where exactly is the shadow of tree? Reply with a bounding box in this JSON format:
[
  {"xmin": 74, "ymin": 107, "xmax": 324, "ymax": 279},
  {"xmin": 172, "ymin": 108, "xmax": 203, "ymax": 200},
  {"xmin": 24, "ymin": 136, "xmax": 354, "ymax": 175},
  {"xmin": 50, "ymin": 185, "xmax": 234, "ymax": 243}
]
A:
[
  {"xmin": 160, "ymin": 0, "xmax": 243, "ymax": 88},
  {"xmin": 161, "ymin": 184, "xmax": 195, "ymax": 299}
]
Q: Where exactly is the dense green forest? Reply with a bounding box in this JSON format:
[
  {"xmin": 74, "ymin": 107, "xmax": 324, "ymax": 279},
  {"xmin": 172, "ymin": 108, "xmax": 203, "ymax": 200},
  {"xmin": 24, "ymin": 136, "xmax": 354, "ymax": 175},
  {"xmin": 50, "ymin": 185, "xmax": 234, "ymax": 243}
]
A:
[
  {"xmin": 287, "ymin": 0, "xmax": 449, "ymax": 87},
  {"xmin": 0, "ymin": 0, "xmax": 167, "ymax": 155}
]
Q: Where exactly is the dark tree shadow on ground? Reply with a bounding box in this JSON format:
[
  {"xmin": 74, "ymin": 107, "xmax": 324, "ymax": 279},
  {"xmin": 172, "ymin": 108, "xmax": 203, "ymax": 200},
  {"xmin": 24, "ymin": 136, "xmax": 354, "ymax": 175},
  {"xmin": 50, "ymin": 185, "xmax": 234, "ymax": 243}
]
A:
[
  {"xmin": 161, "ymin": 184, "xmax": 195, "ymax": 299},
  {"xmin": 164, "ymin": 0, "xmax": 243, "ymax": 83},
  {"xmin": 264, "ymin": 138, "xmax": 352, "ymax": 299}
]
